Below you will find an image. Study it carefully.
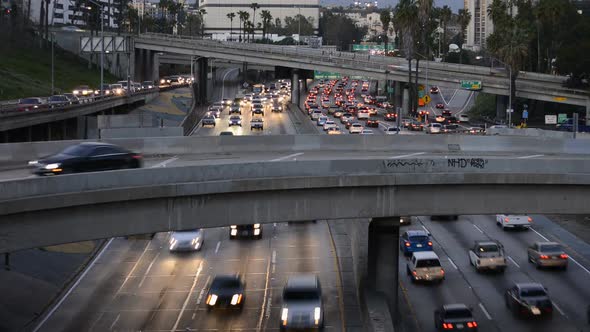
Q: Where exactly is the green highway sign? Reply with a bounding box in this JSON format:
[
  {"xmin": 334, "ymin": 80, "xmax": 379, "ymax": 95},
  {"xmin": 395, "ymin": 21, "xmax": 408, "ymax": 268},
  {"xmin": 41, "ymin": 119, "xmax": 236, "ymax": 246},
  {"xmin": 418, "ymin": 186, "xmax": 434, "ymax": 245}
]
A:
[
  {"xmin": 460, "ymin": 80, "xmax": 483, "ymax": 91},
  {"xmin": 314, "ymin": 71, "xmax": 341, "ymax": 79}
]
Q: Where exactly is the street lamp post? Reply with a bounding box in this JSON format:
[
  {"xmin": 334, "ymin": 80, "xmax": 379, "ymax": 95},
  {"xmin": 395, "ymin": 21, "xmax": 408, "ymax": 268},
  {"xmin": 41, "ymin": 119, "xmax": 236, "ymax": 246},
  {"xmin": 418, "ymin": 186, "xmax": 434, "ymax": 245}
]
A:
[{"xmin": 88, "ymin": 0, "xmax": 105, "ymax": 97}]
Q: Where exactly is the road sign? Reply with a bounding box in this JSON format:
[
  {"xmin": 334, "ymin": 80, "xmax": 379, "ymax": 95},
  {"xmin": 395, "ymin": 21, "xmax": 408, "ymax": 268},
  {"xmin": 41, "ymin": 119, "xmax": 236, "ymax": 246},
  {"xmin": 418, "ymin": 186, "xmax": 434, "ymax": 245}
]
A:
[
  {"xmin": 522, "ymin": 110, "xmax": 528, "ymax": 119},
  {"xmin": 553, "ymin": 96, "xmax": 567, "ymax": 102},
  {"xmin": 423, "ymin": 95, "xmax": 431, "ymax": 104},
  {"xmin": 460, "ymin": 80, "xmax": 482, "ymax": 91},
  {"xmin": 545, "ymin": 115, "xmax": 557, "ymax": 124},
  {"xmin": 558, "ymin": 113, "xmax": 568, "ymax": 123}
]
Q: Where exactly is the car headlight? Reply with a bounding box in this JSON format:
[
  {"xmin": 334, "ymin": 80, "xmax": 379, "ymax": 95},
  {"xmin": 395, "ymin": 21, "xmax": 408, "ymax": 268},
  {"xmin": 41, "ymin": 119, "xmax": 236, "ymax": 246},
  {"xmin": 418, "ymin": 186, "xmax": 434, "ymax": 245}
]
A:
[
  {"xmin": 254, "ymin": 223, "xmax": 261, "ymax": 229},
  {"xmin": 281, "ymin": 308, "xmax": 288, "ymax": 325},
  {"xmin": 45, "ymin": 163, "xmax": 60, "ymax": 170},
  {"xmin": 191, "ymin": 238, "xmax": 200, "ymax": 245},
  {"xmin": 73, "ymin": 90, "xmax": 79, "ymax": 95},
  {"xmin": 230, "ymin": 294, "xmax": 242, "ymax": 305},
  {"xmin": 314, "ymin": 307, "xmax": 321, "ymax": 324},
  {"xmin": 207, "ymin": 294, "xmax": 218, "ymax": 306},
  {"xmin": 33, "ymin": 105, "xmax": 39, "ymax": 109},
  {"xmin": 254, "ymin": 229, "xmax": 261, "ymax": 236},
  {"xmin": 169, "ymin": 238, "xmax": 177, "ymax": 250},
  {"xmin": 231, "ymin": 229, "xmax": 237, "ymax": 236}
]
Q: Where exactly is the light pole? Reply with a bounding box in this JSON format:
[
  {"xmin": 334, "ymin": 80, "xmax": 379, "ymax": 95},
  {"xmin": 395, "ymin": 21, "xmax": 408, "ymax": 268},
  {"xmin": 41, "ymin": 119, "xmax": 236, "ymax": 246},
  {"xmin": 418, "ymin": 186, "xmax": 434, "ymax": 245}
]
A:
[
  {"xmin": 476, "ymin": 55, "xmax": 512, "ymax": 127},
  {"xmin": 51, "ymin": 32, "xmax": 54, "ymax": 95},
  {"xmin": 87, "ymin": 0, "xmax": 105, "ymax": 96}
]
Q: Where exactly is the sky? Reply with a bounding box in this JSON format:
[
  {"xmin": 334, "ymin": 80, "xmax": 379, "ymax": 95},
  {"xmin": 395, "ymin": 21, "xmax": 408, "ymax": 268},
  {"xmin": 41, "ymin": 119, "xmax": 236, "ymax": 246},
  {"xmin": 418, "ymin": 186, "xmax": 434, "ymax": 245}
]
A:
[{"xmin": 322, "ymin": 0, "xmax": 465, "ymax": 13}]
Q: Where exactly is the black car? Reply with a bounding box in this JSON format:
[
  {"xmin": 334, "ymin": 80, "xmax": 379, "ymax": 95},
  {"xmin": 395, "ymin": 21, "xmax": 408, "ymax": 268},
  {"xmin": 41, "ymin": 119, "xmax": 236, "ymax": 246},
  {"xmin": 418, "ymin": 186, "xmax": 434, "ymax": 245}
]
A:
[
  {"xmin": 366, "ymin": 119, "xmax": 379, "ymax": 128},
  {"xmin": 505, "ymin": 283, "xmax": 553, "ymax": 318},
  {"xmin": 229, "ymin": 115, "xmax": 242, "ymax": 127},
  {"xmin": 434, "ymin": 304, "xmax": 478, "ymax": 331},
  {"xmin": 30, "ymin": 142, "xmax": 142, "ymax": 176},
  {"xmin": 202, "ymin": 114, "xmax": 216, "ymax": 127},
  {"xmin": 229, "ymin": 106, "xmax": 241, "ymax": 114},
  {"xmin": 252, "ymin": 108, "xmax": 264, "ymax": 116},
  {"xmin": 206, "ymin": 275, "xmax": 245, "ymax": 310},
  {"xmin": 230, "ymin": 224, "xmax": 263, "ymax": 239}
]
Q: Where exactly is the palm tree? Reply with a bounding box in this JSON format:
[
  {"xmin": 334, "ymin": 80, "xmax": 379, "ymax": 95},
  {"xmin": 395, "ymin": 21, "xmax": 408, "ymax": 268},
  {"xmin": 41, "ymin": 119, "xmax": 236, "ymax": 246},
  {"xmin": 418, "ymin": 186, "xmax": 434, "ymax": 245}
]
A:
[
  {"xmin": 197, "ymin": 8, "xmax": 207, "ymax": 37},
  {"xmin": 249, "ymin": 3, "xmax": 260, "ymax": 41},
  {"xmin": 457, "ymin": 9, "xmax": 471, "ymax": 63},
  {"xmin": 379, "ymin": 10, "xmax": 391, "ymax": 54},
  {"xmin": 394, "ymin": 0, "xmax": 418, "ymax": 113},
  {"xmin": 534, "ymin": 0, "xmax": 564, "ymax": 73},
  {"xmin": 227, "ymin": 12, "xmax": 236, "ymax": 41},
  {"xmin": 439, "ymin": 5, "xmax": 452, "ymax": 54},
  {"xmin": 238, "ymin": 11, "xmax": 250, "ymax": 42},
  {"xmin": 414, "ymin": 0, "xmax": 433, "ymax": 112},
  {"xmin": 260, "ymin": 9, "xmax": 272, "ymax": 40}
]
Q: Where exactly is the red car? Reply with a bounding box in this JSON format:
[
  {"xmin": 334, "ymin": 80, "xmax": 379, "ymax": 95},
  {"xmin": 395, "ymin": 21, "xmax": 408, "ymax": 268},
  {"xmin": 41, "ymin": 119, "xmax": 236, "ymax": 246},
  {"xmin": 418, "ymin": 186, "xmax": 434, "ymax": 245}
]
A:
[
  {"xmin": 435, "ymin": 103, "xmax": 444, "ymax": 109},
  {"xmin": 366, "ymin": 119, "xmax": 379, "ymax": 128},
  {"xmin": 430, "ymin": 86, "xmax": 439, "ymax": 94},
  {"xmin": 17, "ymin": 97, "xmax": 47, "ymax": 112},
  {"xmin": 385, "ymin": 112, "xmax": 398, "ymax": 121}
]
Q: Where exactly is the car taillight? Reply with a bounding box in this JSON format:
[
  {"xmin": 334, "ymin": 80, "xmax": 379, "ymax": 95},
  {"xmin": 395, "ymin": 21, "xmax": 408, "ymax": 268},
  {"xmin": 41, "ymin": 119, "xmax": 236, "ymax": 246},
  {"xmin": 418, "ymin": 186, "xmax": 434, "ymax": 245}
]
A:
[
  {"xmin": 405, "ymin": 242, "xmax": 410, "ymax": 247},
  {"xmin": 412, "ymin": 271, "xmax": 417, "ymax": 275},
  {"xmin": 441, "ymin": 269, "xmax": 445, "ymax": 275},
  {"xmin": 427, "ymin": 241, "xmax": 433, "ymax": 246},
  {"xmin": 132, "ymin": 154, "xmax": 142, "ymax": 159},
  {"xmin": 540, "ymin": 255, "xmax": 549, "ymax": 259},
  {"xmin": 504, "ymin": 217, "xmax": 510, "ymax": 222},
  {"xmin": 527, "ymin": 217, "xmax": 533, "ymax": 222},
  {"xmin": 560, "ymin": 254, "xmax": 568, "ymax": 259},
  {"xmin": 467, "ymin": 321, "xmax": 477, "ymax": 328},
  {"xmin": 442, "ymin": 323, "xmax": 453, "ymax": 329}
]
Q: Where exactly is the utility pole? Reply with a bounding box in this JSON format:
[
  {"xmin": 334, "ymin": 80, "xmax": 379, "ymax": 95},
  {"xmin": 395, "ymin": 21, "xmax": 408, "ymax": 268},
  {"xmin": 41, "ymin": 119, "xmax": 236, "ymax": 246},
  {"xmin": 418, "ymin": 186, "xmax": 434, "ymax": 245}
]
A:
[{"xmin": 51, "ymin": 32, "xmax": 54, "ymax": 95}]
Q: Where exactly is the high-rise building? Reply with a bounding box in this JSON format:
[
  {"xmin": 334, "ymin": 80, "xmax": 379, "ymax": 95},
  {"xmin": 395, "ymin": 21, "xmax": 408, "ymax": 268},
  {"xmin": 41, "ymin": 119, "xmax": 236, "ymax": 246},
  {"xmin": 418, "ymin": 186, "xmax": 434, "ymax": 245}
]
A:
[
  {"xmin": 28, "ymin": 0, "xmax": 119, "ymax": 28},
  {"xmin": 463, "ymin": 0, "xmax": 494, "ymax": 51}
]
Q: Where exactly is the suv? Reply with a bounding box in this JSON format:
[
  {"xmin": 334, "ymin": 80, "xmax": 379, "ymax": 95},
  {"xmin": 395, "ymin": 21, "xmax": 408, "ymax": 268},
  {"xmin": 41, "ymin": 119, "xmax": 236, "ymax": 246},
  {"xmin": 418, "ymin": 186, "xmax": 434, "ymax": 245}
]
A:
[
  {"xmin": 468, "ymin": 240, "xmax": 507, "ymax": 273},
  {"xmin": 407, "ymin": 251, "xmax": 445, "ymax": 283},
  {"xmin": 251, "ymin": 117, "xmax": 264, "ymax": 130},
  {"xmin": 280, "ymin": 275, "xmax": 324, "ymax": 330}
]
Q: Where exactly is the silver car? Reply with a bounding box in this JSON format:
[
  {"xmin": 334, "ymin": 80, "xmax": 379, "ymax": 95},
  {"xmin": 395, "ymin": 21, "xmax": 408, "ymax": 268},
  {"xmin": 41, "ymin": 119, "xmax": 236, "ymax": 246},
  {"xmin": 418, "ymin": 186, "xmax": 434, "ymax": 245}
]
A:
[
  {"xmin": 169, "ymin": 229, "xmax": 204, "ymax": 252},
  {"xmin": 280, "ymin": 275, "xmax": 324, "ymax": 330},
  {"xmin": 527, "ymin": 241, "xmax": 568, "ymax": 270}
]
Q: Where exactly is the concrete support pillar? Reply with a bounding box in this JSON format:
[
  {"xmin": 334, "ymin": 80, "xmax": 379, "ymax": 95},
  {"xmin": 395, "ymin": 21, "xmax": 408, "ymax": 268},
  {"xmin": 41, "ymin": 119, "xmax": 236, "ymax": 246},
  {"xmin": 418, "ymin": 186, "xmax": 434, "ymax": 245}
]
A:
[
  {"xmin": 152, "ymin": 52, "xmax": 160, "ymax": 83},
  {"xmin": 402, "ymin": 87, "xmax": 410, "ymax": 116},
  {"xmin": 133, "ymin": 48, "xmax": 142, "ymax": 82},
  {"xmin": 302, "ymin": 78, "xmax": 308, "ymax": 93},
  {"xmin": 196, "ymin": 57, "xmax": 208, "ymax": 105},
  {"xmin": 394, "ymin": 81, "xmax": 402, "ymax": 107},
  {"xmin": 586, "ymin": 97, "xmax": 590, "ymax": 126},
  {"xmin": 496, "ymin": 95, "xmax": 508, "ymax": 122},
  {"xmin": 368, "ymin": 217, "xmax": 400, "ymax": 324},
  {"xmin": 242, "ymin": 62, "xmax": 248, "ymax": 82},
  {"xmin": 291, "ymin": 70, "xmax": 300, "ymax": 106},
  {"xmin": 76, "ymin": 116, "xmax": 86, "ymax": 139}
]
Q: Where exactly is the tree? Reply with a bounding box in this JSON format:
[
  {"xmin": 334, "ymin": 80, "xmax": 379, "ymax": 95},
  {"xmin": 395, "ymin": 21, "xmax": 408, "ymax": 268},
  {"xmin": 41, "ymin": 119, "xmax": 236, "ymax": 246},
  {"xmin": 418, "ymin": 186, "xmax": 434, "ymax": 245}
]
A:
[
  {"xmin": 379, "ymin": 10, "xmax": 391, "ymax": 53},
  {"xmin": 319, "ymin": 11, "xmax": 367, "ymax": 51},
  {"xmin": 260, "ymin": 9, "xmax": 272, "ymax": 40},
  {"xmin": 249, "ymin": 3, "xmax": 260, "ymax": 41},
  {"xmin": 238, "ymin": 11, "xmax": 249, "ymax": 42},
  {"xmin": 227, "ymin": 12, "xmax": 236, "ymax": 41},
  {"xmin": 439, "ymin": 5, "xmax": 452, "ymax": 54},
  {"xmin": 394, "ymin": 0, "xmax": 418, "ymax": 113},
  {"xmin": 284, "ymin": 15, "xmax": 314, "ymax": 36}
]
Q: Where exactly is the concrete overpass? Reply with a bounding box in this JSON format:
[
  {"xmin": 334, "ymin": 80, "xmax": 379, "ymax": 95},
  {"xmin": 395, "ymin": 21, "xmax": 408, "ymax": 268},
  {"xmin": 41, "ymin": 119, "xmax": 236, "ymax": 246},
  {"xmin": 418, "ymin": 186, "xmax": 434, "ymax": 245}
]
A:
[
  {"xmin": 159, "ymin": 53, "xmax": 274, "ymax": 71},
  {"xmin": 133, "ymin": 33, "xmax": 590, "ymax": 113}
]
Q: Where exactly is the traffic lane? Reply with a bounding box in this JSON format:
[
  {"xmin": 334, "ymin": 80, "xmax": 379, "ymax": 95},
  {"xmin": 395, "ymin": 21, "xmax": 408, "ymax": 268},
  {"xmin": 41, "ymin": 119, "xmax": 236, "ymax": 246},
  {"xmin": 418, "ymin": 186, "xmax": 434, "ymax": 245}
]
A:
[
  {"xmin": 398, "ymin": 222, "xmax": 497, "ymax": 332},
  {"xmin": 469, "ymin": 215, "xmax": 590, "ymax": 330}
]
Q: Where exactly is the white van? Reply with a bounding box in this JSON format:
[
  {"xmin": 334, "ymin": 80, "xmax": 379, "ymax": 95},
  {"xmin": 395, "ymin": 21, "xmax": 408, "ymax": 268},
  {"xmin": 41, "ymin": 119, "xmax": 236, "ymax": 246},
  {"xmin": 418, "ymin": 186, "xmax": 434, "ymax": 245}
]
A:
[
  {"xmin": 496, "ymin": 214, "xmax": 533, "ymax": 230},
  {"xmin": 425, "ymin": 123, "xmax": 442, "ymax": 134},
  {"xmin": 406, "ymin": 251, "xmax": 445, "ymax": 283}
]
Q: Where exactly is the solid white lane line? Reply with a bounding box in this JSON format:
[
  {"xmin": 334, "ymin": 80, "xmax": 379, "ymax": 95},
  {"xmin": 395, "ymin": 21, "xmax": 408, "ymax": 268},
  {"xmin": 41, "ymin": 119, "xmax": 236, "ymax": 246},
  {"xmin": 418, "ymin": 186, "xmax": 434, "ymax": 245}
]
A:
[
  {"xmin": 448, "ymin": 257, "xmax": 458, "ymax": 270},
  {"xmin": 115, "ymin": 240, "xmax": 151, "ymax": 296},
  {"xmin": 473, "ymin": 224, "xmax": 484, "ymax": 234},
  {"xmin": 553, "ymin": 301, "xmax": 565, "ymax": 316},
  {"xmin": 151, "ymin": 157, "xmax": 178, "ymax": 168},
  {"xmin": 109, "ymin": 313, "xmax": 120, "ymax": 330},
  {"xmin": 171, "ymin": 261, "xmax": 203, "ymax": 332},
  {"xmin": 270, "ymin": 152, "xmax": 304, "ymax": 161},
  {"xmin": 215, "ymin": 241, "xmax": 221, "ymax": 254},
  {"xmin": 32, "ymin": 238, "xmax": 115, "ymax": 332},
  {"xmin": 421, "ymin": 225, "xmax": 430, "ymax": 233},
  {"xmin": 517, "ymin": 154, "xmax": 545, "ymax": 159},
  {"xmin": 530, "ymin": 227, "xmax": 551, "ymax": 241},
  {"xmin": 507, "ymin": 256, "xmax": 520, "ymax": 268},
  {"xmin": 256, "ymin": 255, "xmax": 272, "ymax": 331},
  {"xmin": 138, "ymin": 252, "xmax": 161, "ymax": 288},
  {"xmin": 271, "ymin": 250, "xmax": 277, "ymax": 264},
  {"xmin": 479, "ymin": 303, "xmax": 493, "ymax": 320},
  {"xmin": 196, "ymin": 275, "xmax": 211, "ymax": 305},
  {"xmin": 389, "ymin": 152, "xmax": 426, "ymax": 159}
]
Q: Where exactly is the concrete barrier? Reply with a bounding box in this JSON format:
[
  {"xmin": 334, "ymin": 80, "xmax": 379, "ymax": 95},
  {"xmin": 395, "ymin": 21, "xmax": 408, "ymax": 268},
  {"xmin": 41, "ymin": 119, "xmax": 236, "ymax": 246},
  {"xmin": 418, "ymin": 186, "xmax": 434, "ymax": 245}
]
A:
[
  {"xmin": 99, "ymin": 127, "xmax": 183, "ymax": 138},
  {"xmin": 2, "ymin": 135, "xmax": 590, "ymax": 165},
  {"xmin": 486, "ymin": 127, "xmax": 590, "ymax": 139}
]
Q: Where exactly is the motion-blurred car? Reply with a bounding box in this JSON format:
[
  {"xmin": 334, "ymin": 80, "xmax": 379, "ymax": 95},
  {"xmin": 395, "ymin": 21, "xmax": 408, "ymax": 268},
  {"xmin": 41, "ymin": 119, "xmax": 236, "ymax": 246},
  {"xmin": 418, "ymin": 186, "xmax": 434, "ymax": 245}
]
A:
[
  {"xmin": 47, "ymin": 95, "xmax": 71, "ymax": 108},
  {"xmin": 230, "ymin": 104, "xmax": 241, "ymax": 114},
  {"xmin": 110, "ymin": 84, "xmax": 125, "ymax": 96},
  {"xmin": 399, "ymin": 216, "xmax": 412, "ymax": 225},
  {"xmin": 17, "ymin": 97, "xmax": 46, "ymax": 111},
  {"xmin": 366, "ymin": 119, "xmax": 379, "ymax": 128},
  {"xmin": 430, "ymin": 86, "xmax": 439, "ymax": 94},
  {"xmin": 468, "ymin": 127, "xmax": 485, "ymax": 134},
  {"xmin": 169, "ymin": 229, "xmax": 203, "ymax": 252},
  {"xmin": 327, "ymin": 127, "xmax": 342, "ymax": 135},
  {"xmin": 505, "ymin": 283, "xmax": 553, "ymax": 318},
  {"xmin": 251, "ymin": 117, "xmax": 264, "ymax": 130},
  {"xmin": 229, "ymin": 115, "xmax": 242, "ymax": 127},
  {"xmin": 527, "ymin": 242, "xmax": 568, "ymax": 270},
  {"xmin": 230, "ymin": 224, "xmax": 263, "ymax": 239},
  {"xmin": 409, "ymin": 121, "xmax": 424, "ymax": 131},
  {"xmin": 141, "ymin": 81, "xmax": 154, "ymax": 89},
  {"xmin": 202, "ymin": 114, "xmax": 216, "ymax": 127},
  {"xmin": 280, "ymin": 275, "xmax": 324, "ymax": 330},
  {"xmin": 206, "ymin": 275, "xmax": 245, "ymax": 310},
  {"xmin": 434, "ymin": 304, "xmax": 478, "ymax": 331},
  {"xmin": 385, "ymin": 127, "xmax": 401, "ymax": 134},
  {"xmin": 400, "ymin": 230, "xmax": 433, "ymax": 256},
  {"xmin": 459, "ymin": 114, "xmax": 470, "ymax": 123},
  {"xmin": 29, "ymin": 142, "xmax": 142, "ymax": 175},
  {"xmin": 435, "ymin": 103, "xmax": 445, "ymax": 109}
]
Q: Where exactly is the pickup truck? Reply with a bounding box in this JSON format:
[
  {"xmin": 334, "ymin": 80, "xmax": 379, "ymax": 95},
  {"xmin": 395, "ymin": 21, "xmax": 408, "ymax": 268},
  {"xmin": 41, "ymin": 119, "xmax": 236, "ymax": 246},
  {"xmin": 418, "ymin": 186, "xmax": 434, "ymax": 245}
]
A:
[
  {"xmin": 468, "ymin": 241, "xmax": 507, "ymax": 272},
  {"xmin": 496, "ymin": 214, "xmax": 533, "ymax": 230}
]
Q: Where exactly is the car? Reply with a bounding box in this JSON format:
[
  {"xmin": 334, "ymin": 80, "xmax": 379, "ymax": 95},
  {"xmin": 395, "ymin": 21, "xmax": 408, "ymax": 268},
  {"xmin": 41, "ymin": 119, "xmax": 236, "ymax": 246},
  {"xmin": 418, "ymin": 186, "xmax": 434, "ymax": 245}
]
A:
[
  {"xmin": 29, "ymin": 142, "xmax": 142, "ymax": 176},
  {"xmin": 442, "ymin": 124, "xmax": 459, "ymax": 133},
  {"xmin": 409, "ymin": 121, "xmax": 424, "ymax": 131},
  {"xmin": 468, "ymin": 240, "xmax": 507, "ymax": 273},
  {"xmin": 229, "ymin": 115, "xmax": 242, "ymax": 127},
  {"xmin": 400, "ymin": 230, "xmax": 433, "ymax": 256},
  {"xmin": 63, "ymin": 93, "xmax": 81, "ymax": 105},
  {"xmin": 229, "ymin": 105, "xmax": 241, "ymax": 114},
  {"xmin": 47, "ymin": 95, "xmax": 71, "ymax": 108},
  {"xmin": 435, "ymin": 103, "xmax": 444, "ymax": 109},
  {"xmin": 206, "ymin": 275, "xmax": 245, "ymax": 310},
  {"xmin": 496, "ymin": 214, "xmax": 533, "ymax": 230},
  {"xmin": 252, "ymin": 108, "xmax": 264, "ymax": 116},
  {"xmin": 72, "ymin": 85, "xmax": 93, "ymax": 97},
  {"xmin": 459, "ymin": 114, "xmax": 470, "ymax": 123},
  {"xmin": 327, "ymin": 127, "xmax": 342, "ymax": 135},
  {"xmin": 442, "ymin": 110, "xmax": 452, "ymax": 117},
  {"xmin": 435, "ymin": 115, "xmax": 446, "ymax": 123},
  {"xmin": 222, "ymin": 98, "xmax": 232, "ymax": 105},
  {"xmin": 361, "ymin": 129, "xmax": 374, "ymax": 135},
  {"xmin": 212, "ymin": 101, "xmax": 227, "ymax": 110},
  {"xmin": 323, "ymin": 120, "xmax": 337, "ymax": 131},
  {"xmin": 366, "ymin": 119, "xmax": 379, "ymax": 128},
  {"xmin": 425, "ymin": 123, "xmax": 442, "ymax": 134},
  {"xmin": 341, "ymin": 113, "xmax": 354, "ymax": 123},
  {"xmin": 251, "ymin": 118, "xmax": 264, "ymax": 130},
  {"xmin": 317, "ymin": 116, "xmax": 329, "ymax": 126},
  {"xmin": 140, "ymin": 81, "xmax": 154, "ymax": 90},
  {"xmin": 385, "ymin": 112, "xmax": 398, "ymax": 121},
  {"xmin": 445, "ymin": 116, "xmax": 459, "ymax": 124},
  {"xmin": 219, "ymin": 131, "xmax": 234, "ymax": 136},
  {"xmin": 169, "ymin": 229, "xmax": 203, "ymax": 252},
  {"xmin": 310, "ymin": 109, "xmax": 323, "ymax": 120},
  {"xmin": 430, "ymin": 86, "xmax": 439, "ymax": 94},
  {"xmin": 399, "ymin": 216, "xmax": 412, "ymax": 225},
  {"xmin": 280, "ymin": 275, "xmax": 324, "ymax": 330},
  {"xmin": 202, "ymin": 114, "xmax": 216, "ymax": 127},
  {"xmin": 17, "ymin": 97, "xmax": 46, "ymax": 111},
  {"xmin": 230, "ymin": 224, "xmax": 263, "ymax": 239},
  {"xmin": 468, "ymin": 127, "xmax": 485, "ymax": 134},
  {"xmin": 357, "ymin": 109, "xmax": 370, "ymax": 120},
  {"xmin": 434, "ymin": 304, "xmax": 478, "ymax": 331},
  {"xmin": 208, "ymin": 107, "xmax": 222, "ymax": 118},
  {"xmin": 349, "ymin": 123, "xmax": 363, "ymax": 134},
  {"xmin": 328, "ymin": 106, "xmax": 340, "ymax": 115},
  {"xmin": 527, "ymin": 242, "xmax": 568, "ymax": 270},
  {"xmin": 401, "ymin": 117, "xmax": 413, "ymax": 128},
  {"xmin": 505, "ymin": 283, "xmax": 553, "ymax": 318},
  {"xmin": 95, "ymin": 84, "xmax": 113, "ymax": 96},
  {"xmin": 271, "ymin": 103, "xmax": 283, "ymax": 112},
  {"xmin": 334, "ymin": 111, "xmax": 344, "ymax": 118},
  {"xmin": 110, "ymin": 84, "xmax": 125, "ymax": 96},
  {"xmin": 407, "ymin": 251, "xmax": 445, "ymax": 283},
  {"xmin": 385, "ymin": 127, "xmax": 401, "ymax": 134}
]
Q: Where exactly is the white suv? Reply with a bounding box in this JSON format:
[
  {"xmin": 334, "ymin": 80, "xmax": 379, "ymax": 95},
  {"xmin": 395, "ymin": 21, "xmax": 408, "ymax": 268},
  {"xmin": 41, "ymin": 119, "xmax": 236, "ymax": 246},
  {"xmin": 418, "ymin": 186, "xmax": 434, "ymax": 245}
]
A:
[{"xmin": 349, "ymin": 123, "xmax": 364, "ymax": 134}]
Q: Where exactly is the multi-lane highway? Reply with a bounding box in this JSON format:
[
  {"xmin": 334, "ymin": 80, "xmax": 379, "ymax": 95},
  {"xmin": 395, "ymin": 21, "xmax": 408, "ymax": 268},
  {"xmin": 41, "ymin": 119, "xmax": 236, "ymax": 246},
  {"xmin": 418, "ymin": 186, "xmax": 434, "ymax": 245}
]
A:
[{"xmin": 12, "ymin": 75, "xmax": 590, "ymax": 332}]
